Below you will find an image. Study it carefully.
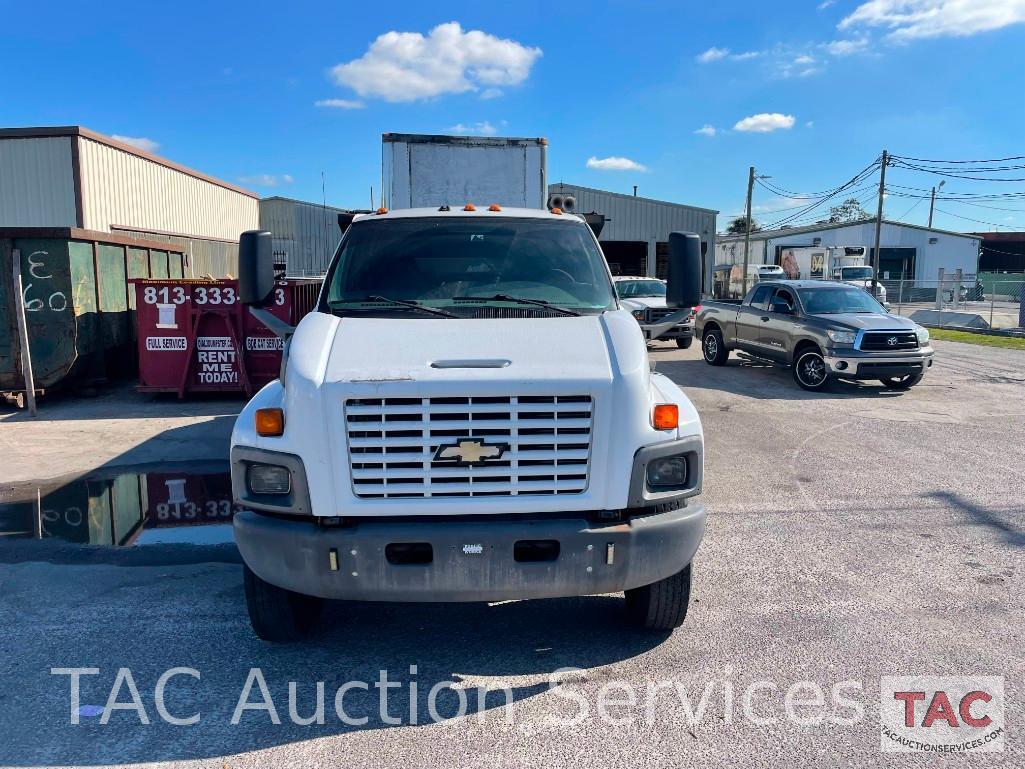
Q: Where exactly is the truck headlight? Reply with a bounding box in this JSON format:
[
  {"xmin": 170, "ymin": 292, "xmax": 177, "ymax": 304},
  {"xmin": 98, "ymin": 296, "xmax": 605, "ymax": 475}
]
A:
[
  {"xmin": 632, "ymin": 309, "xmax": 646, "ymax": 322},
  {"xmin": 646, "ymin": 455, "xmax": 687, "ymax": 488},
  {"xmin": 827, "ymin": 330, "xmax": 857, "ymax": 345},
  {"xmin": 915, "ymin": 327, "xmax": 929, "ymax": 344},
  {"xmin": 248, "ymin": 463, "xmax": 291, "ymax": 494}
]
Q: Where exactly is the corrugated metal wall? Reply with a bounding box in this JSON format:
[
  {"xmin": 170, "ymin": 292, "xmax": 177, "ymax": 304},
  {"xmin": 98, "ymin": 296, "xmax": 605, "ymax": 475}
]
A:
[
  {"xmin": 0, "ymin": 137, "xmax": 78, "ymax": 226},
  {"xmin": 548, "ymin": 184, "xmax": 717, "ymax": 282},
  {"xmin": 259, "ymin": 197, "xmax": 342, "ymax": 276},
  {"xmin": 111, "ymin": 228, "xmax": 239, "ymax": 278},
  {"xmin": 77, "ymin": 137, "xmax": 258, "ymax": 241}
]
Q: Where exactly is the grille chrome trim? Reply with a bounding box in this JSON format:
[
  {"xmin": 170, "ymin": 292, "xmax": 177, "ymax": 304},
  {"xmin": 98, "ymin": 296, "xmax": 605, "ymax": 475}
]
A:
[
  {"xmin": 856, "ymin": 330, "xmax": 919, "ymax": 352},
  {"xmin": 344, "ymin": 395, "xmax": 594, "ymax": 499}
]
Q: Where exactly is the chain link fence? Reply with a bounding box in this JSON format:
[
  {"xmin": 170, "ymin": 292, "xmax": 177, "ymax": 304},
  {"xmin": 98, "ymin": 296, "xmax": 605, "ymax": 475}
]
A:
[{"xmin": 880, "ymin": 274, "xmax": 1024, "ymax": 330}]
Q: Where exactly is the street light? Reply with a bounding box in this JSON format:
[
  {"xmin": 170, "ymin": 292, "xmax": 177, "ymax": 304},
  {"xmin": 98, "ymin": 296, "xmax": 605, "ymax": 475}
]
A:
[{"xmin": 928, "ymin": 180, "xmax": 945, "ymax": 228}]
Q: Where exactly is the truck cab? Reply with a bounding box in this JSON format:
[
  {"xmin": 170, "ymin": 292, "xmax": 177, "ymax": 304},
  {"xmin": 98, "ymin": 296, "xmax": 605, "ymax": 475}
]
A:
[{"xmin": 229, "ymin": 208, "xmax": 706, "ymax": 641}]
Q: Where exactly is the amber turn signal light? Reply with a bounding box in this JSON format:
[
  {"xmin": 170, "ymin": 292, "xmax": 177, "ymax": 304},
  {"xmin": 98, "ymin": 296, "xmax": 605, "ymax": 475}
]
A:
[
  {"xmin": 255, "ymin": 408, "xmax": 285, "ymax": 436},
  {"xmin": 653, "ymin": 404, "xmax": 679, "ymax": 430}
]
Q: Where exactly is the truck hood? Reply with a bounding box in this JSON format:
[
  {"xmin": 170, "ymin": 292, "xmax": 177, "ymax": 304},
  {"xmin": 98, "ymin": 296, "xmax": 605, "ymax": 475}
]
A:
[
  {"xmin": 812, "ymin": 313, "xmax": 916, "ymax": 331},
  {"xmin": 319, "ymin": 315, "xmax": 615, "ymax": 384},
  {"xmin": 619, "ymin": 297, "xmax": 667, "ymax": 311}
]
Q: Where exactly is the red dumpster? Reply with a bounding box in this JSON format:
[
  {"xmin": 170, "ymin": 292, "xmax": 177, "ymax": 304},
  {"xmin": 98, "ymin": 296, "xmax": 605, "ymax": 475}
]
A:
[{"xmin": 134, "ymin": 278, "xmax": 321, "ymax": 397}]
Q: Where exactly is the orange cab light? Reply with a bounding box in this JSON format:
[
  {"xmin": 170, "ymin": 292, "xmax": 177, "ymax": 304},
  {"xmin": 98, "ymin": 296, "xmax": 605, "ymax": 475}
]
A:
[
  {"xmin": 376, "ymin": 207, "xmax": 388, "ymax": 215},
  {"xmin": 464, "ymin": 203, "xmax": 476, "ymax": 211},
  {"xmin": 653, "ymin": 404, "xmax": 679, "ymax": 430},
  {"xmin": 551, "ymin": 207, "xmax": 563, "ymax": 215},
  {"xmin": 255, "ymin": 408, "xmax": 285, "ymax": 436},
  {"xmin": 488, "ymin": 203, "xmax": 502, "ymax": 211}
]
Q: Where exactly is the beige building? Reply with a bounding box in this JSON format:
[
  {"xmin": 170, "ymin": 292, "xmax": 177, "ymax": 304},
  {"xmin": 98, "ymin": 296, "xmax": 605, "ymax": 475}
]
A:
[{"xmin": 0, "ymin": 126, "xmax": 259, "ymax": 275}]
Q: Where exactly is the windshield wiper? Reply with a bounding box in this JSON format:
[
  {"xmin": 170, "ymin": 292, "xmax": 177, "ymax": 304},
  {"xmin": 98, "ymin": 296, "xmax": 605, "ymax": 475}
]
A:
[
  {"xmin": 453, "ymin": 294, "xmax": 581, "ymax": 316},
  {"xmin": 331, "ymin": 295, "xmax": 458, "ymax": 318}
]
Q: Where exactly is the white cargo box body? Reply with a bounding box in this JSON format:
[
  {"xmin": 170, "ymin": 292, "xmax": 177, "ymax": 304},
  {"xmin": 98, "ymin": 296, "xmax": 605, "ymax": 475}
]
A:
[{"xmin": 383, "ymin": 133, "xmax": 548, "ymax": 210}]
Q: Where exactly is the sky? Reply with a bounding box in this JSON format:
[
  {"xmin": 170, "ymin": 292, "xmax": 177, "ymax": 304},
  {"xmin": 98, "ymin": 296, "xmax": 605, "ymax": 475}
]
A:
[{"xmin": 4, "ymin": 0, "xmax": 1025, "ymax": 233}]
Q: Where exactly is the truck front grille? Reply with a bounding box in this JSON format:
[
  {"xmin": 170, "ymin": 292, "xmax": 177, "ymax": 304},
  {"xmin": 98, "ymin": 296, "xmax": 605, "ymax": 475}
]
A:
[
  {"xmin": 858, "ymin": 331, "xmax": 919, "ymax": 351},
  {"xmin": 344, "ymin": 395, "xmax": 594, "ymax": 499}
]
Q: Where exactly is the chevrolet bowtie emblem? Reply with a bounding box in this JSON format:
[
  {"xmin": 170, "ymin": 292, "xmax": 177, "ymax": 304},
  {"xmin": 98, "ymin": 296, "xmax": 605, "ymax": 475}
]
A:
[{"xmin": 434, "ymin": 439, "xmax": 508, "ymax": 465}]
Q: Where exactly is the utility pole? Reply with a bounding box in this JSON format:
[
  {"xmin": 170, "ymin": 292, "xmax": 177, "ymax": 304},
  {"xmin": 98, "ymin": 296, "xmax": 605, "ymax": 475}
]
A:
[
  {"xmin": 742, "ymin": 165, "xmax": 755, "ymax": 296},
  {"xmin": 871, "ymin": 150, "xmax": 888, "ymax": 295},
  {"xmin": 927, "ymin": 179, "xmax": 944, "ymax": 228}
]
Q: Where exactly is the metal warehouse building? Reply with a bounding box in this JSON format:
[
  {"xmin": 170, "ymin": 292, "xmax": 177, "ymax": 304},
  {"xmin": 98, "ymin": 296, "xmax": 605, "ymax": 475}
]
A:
[
  {"xmin": 0, "ymin": 126, "xmax": 259, "ymax": 275},
  {"xmin": 548, "ymin": 183, "xmax": 718, "ymax": 287},
  {"xmin": 715, "ymin": 219, "xmax": 980, "ymax": 282},
  {"xmin": 258, "ymin": 196, "xmax": 347, "ymax": 276}
]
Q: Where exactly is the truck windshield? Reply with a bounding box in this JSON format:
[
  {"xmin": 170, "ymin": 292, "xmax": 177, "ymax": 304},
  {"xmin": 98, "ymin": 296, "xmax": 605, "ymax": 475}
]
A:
[
  {"xmin": 799, "ymin": 287, "xmax": 884, "ymax": 314},
  {"xmin": 616, "ymin": 280, "xmax": 665, "ymax": 298},
  {"xmin": 324, "ymin": 217, "xmax": 616, "ymax": 316},
  {"xmin": 840, "ymin": 267, "xmax": 873, "ymax": 280}
]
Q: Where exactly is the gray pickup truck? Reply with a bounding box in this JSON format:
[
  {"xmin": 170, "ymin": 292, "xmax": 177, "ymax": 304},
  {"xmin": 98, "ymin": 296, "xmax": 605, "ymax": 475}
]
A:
[{"xmin": 694, "ymin": 280, "xmax": 934, "ymax": 391}]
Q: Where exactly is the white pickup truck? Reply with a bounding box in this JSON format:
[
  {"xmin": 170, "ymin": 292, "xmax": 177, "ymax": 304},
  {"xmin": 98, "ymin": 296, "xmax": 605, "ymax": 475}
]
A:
[{"xmin": 229, "ymin": 207, "xmax": 706, "ymax": 641}]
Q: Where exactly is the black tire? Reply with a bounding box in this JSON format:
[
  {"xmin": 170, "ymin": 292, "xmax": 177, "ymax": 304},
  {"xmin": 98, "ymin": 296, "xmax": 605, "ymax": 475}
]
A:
[
  {"xmin": 701, "ymin": 329, "xmax": 729, "ymax": 366},
  {"xmin": 676, "ymin": 336, "xmax": 694, "ymax": 350},
  {"xmin": 880, "ymin": 373, "xmax": 924, "ymax": 390},
  {"xmin": 243, "ymin": 564, "xmax": 323, "ymax": 642},
  {"xmin": 792, "ymin": 348, "xmax": 830, "ymax": 391},
  {"xmin": 625, "ymin": 563, "xmax": 692, "ymax": 630}
]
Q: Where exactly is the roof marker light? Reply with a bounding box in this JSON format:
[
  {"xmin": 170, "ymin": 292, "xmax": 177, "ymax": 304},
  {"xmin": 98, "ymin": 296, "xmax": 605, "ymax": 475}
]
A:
[
  {"xmin": 464, "ymin": 203, "xmax": 476, "ymax": 211},
  {"xmin": 376, "ymin": 207, "xmax": 388, "ymax": 215},
  {"xmin": 488, "ymin": 204, "xmax": 502, "ymax": 211},
  {"xmin": 551, "ymin": 207, "xmax": 563, "ymax": 215}
]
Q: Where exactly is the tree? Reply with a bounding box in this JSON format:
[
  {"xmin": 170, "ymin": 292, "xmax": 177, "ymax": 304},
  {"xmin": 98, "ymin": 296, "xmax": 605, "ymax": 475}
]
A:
[
  {"xmin": 726, "ymin": 215, "xmax": 759, "ymax": 234},
  {"xmin": 828, "ymin": 197, "xmax": 871, "ymax": 223}
]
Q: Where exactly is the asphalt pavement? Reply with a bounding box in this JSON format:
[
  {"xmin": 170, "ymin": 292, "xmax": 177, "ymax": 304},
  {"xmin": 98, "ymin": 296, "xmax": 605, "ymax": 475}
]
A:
[{"xmin": 1, "ymin": 339, "xmax": 1022, "ymax": 768}]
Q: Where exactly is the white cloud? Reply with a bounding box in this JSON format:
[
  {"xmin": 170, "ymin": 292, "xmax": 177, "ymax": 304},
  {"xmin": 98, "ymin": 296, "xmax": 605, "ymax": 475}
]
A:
[
  {"xmin": 822, "ymin": 37, "xmax": 871, "ymax": 55},
  {"xmin": 694, "ymin": 124, "xmax": 717, "ymax": 137},
  {"xmin": 238, "ymin": 174, "xmax": 294, "ymax": 187},
  {"xmin": 818, "ymin": 0, "xmax": 836, "ymax": 8},
  {"xmin": 314, "ymin": 98, "xmax": 365, "ymax": 109},
  {"xmin": 696, "ymin": 46, "xmax": 730, "ymax": 62},
  {"xmin": 840, "ymin": 0, "xmax": 1025, "ymax": 41},
  {"xmin": 731, "ymin": 50, "xmax": 763, "ymax": 60},
  {"xmin": 330, "ymin": 22, "xmax": 541, "ymax": 102},
  {"xmin": 479, "ymin": 87, "xmax": 504, "ymax": 99},
  {"xmin": 586, "ymin": 156, "xmax": 648, "ymax": 172},
  {"xmin": 793, "ymin": 54, "xmax": 816, "ymax": 65},
  {"xmin": 111, "ymin": 135, "xmax": 159, "ymax": 153},
  {"xmin": 806, "ymin": 120, "xmax": 816, "ymax": 128},
  {"xmin": 733, "ymin": 113, "xmax": 796, "ymax": 132},
  {"xmin": 448, "ymin": 121, "xmax": 500, "ymax": 135}
]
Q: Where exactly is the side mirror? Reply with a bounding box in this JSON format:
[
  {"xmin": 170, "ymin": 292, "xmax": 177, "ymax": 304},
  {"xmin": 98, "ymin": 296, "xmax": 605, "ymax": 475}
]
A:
[
  {"xmin": 238, "ymin": 230, "xmax": 275, "ymax": 305},
  {"xmin": 666, "ymin": 231, "xmax": 702, "ymax": 309},
  {"xmin": 771, "ymin": 299, "xmax": 793, "ymax": 315}
]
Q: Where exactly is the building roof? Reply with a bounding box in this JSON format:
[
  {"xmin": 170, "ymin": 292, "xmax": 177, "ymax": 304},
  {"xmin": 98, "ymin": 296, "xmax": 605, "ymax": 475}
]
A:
[
  {"xmin": 549, "ymin": 182, "xmax": 719, "ymax": 215},
  {"xmin": 0, "ymin": 125, "xmax": 258, "ymax": 199},
  {"xmin": 717, "ymin": 217, "xmax": 982, "ymax": 243},
  {"xmin": 969, "ymin": 231, "xmax": 1025, "ymax": 241},
  {"xmin": 260, "ymin": 195, "xmax": 349, "ymax": 211}
]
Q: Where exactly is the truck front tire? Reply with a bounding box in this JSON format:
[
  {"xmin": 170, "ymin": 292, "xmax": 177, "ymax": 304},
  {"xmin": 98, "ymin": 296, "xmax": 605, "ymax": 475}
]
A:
[
  {"xmin": 676, "ymin": 336, "xmax": 694, "ymax": 349},
  {"xmin": 880, "ymin": 373, "xmax": 924, "ymax": 390},
  {"xmin": 625, "ymin": 563, "xmax": 692, "ymax": 630},
  {"xmin": 243, "ymin": 564, "xmax": 323, "ymax": 642},
  {"xmin": 702, "ymin": 329, "xmax": 729, "ymax": 365},
  {"xmin": 793, "ymin": 349, "xmax": 830, "ymax": 391}
]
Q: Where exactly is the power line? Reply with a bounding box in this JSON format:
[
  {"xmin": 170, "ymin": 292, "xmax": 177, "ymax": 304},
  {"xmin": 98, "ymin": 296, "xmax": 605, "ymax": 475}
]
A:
[
  {"xmin": 933, "ymin": 207, "xmax": 1009, "ymax": 228},
  {"xmin": 891, "ymin": 153, "xmax": 1025, "ymax": 164},
  {"xmin": 890, "ymin": 158, "xmax": 1025, "ymax": 183},
  {"xmin": 893, "ymin": 197, "xmax": 925, "ymax": 222}
]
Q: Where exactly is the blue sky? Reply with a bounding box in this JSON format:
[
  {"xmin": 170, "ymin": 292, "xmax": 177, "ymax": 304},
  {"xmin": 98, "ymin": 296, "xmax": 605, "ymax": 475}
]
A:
[{"xmin": 4, "ymin": 0, "xmax": 1025, "ymax": 232}]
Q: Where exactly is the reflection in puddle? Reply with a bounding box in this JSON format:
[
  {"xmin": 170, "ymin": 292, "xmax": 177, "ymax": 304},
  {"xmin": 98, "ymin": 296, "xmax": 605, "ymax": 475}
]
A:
[{"xmin": 0, "ymin": 462, "xmax": 239, "ymax": 547}]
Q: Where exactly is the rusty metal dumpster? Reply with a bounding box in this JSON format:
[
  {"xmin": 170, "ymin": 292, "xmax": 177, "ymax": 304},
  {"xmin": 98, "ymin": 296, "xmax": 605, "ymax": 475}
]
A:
[
  {"xmin": 134, "ymin": 277, "xmax": 320, "ymax": 397},
  {"xmin": 0, "ymin": 228, "xmax": 188, "ymax": 393}
]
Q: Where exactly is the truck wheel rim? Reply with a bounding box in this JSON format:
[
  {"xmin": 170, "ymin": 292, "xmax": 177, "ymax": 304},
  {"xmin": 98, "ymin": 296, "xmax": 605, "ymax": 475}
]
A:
[
  {"xmin": 704, "ymin": 335, "xmax": 718, "ymax": 360},
  {"xmin": 797, "ymin": 353, "xmax": 825, "ymax": 386}
]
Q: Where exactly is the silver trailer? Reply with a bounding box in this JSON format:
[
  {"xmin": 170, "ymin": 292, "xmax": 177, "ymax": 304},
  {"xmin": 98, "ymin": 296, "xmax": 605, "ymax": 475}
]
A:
[{"xmin": 383, "ymin": 133, "xmax": 548, "ymax": 210}]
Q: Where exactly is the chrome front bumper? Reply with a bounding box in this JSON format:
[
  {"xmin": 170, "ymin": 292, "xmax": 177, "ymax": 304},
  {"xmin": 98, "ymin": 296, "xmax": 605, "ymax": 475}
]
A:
[{"xmin": 824, "ymin": 347, "xmax": 934, "ymax": 379}]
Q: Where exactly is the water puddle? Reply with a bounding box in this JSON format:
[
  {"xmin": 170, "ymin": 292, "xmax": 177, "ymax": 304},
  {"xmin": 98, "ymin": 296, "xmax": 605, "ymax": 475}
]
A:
[{"xmin": 0, "ymin": 461, "xmax": 238, "ymax": 547}]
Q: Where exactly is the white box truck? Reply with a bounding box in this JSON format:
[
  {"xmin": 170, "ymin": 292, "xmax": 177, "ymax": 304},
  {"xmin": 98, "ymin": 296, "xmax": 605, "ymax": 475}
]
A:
[
  {"xmin": 383, "ymin": 133, "xmax": 549, "ymax": 210},
  {"xmin": 780, "ymin": 246, "xmax": 887, "ymax": 305},
  {"xmin": 229, "ymin": 207, "xmax": 706, "ymax": 642}
]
